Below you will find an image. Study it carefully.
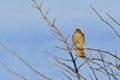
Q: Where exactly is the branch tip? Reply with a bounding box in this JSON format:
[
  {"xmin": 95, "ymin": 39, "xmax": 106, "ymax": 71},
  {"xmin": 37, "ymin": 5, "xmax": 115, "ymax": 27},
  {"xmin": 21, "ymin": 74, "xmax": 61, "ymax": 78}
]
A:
[
  {"xmin": 46, "ymin": 11, "xmax": 49, "ymax": 17},
  {"xmin": 40, "ymin": 1, "xmax": 44, "ymax": 7}
]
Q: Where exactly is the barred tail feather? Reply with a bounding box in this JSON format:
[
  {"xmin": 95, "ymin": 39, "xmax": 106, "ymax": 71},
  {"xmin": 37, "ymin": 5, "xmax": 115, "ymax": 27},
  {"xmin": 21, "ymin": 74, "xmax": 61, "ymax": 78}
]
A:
[{"xmin": 76, "ymin": 50, "xmax": 86, "ymax": 58}]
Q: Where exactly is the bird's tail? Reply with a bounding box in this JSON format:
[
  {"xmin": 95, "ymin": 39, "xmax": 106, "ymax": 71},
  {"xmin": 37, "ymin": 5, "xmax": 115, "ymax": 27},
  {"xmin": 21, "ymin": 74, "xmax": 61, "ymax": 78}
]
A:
[{"xmin": 76, "ymin": 50, "xmax": 86, "ymax": 58}]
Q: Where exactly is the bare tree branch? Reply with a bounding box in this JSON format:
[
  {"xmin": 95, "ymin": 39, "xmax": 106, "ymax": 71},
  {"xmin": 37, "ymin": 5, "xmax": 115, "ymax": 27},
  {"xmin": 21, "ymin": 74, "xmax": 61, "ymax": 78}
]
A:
[
  {"xmin": 0, "ymin": 42, "xmax": 52, "ymax": 80},
  {"xmin": 48, "ymin": 53, "xmax": 75, "ymax": 72},
  {"xmin": 46, "ymin": 59, "xmax": 77, "ymax": 78},
  {"xmin": 2, "ymin": 63, "xmax": 26, "ymax": 80},
  {"xmin": 32, "ymin": 0, "xmax": 120, "ymax": 80},
  {"xmin": 62, "ymin": 71, "xmax": 72, "ymax": 80},
  {"xmin": 55, "ymin": 46, "xmax": 120, "ymax": 61},
  {"xmin": 85, "ymin": 58, "xmax": 98, "ymax": 80},
  {"xmin": 106, "ymin": 13, "xmax": 120, "ymax": 26},
  {"xmin": 85, "ymin": 48, "xmax": 120, "ymax": 60},
  {"xmin": 99, "ymin": 52, "xmax": 111, "ymax": 80},
  {"xmin": 32, "ymin": 0, "xmax": 81, "ymax": 80},
  {"xmin": 0, "ymin": 0, "xmax": 119, "ymax": 80},
  {"xmin": 90, "ymin": 5, "xmax": 120, "ymax": 38}
]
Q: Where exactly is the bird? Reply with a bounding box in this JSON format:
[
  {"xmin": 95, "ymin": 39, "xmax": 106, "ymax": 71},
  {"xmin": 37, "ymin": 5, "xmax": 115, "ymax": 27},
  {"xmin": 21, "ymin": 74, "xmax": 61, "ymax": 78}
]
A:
[{"xmin": 72, "ymin": 29, "xmax": 85, "ymax": 58}]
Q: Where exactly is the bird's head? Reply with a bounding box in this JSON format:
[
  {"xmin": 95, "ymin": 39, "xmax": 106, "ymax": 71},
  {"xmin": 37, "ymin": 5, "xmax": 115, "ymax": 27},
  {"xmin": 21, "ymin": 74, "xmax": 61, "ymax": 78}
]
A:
[{"xmin": 75, "ymin": 29, "xmax": 81, "ymax": 33}]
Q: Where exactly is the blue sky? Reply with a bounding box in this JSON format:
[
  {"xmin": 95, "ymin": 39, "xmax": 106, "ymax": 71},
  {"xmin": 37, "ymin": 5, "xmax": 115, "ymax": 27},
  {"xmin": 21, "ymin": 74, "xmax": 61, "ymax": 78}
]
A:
[{"xmin": 0, "ymin": 0, "xmax": 120, "ymax": 80}]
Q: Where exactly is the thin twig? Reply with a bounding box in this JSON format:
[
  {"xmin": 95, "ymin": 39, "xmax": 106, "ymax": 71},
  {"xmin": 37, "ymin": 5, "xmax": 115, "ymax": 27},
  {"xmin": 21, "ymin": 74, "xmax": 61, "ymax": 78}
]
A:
[
  {"xmin": 88, "ymin": 57, "xmax": 119, "ymax": 80},
  {"xmin": 0, "ymin": 42, "xmax": 52, "ymax": 80},
  {"xmin": 89, "ymin": 58, "xmax": 117, "ymax": 70},
  {"xmin": 48, "ymin": 53, "xmax": 75, "ymax": 72},
  {"xmin": 89, "ymin": 74, "xmax": 93, "ymax": 80},
  {"xmin": 85, "ymin": 58, "xmax": 98, "ymax": 80},
  {"xmin": 106, "ymin": 13, "xmax": 120, "ymax": 26},
  {"xmin": 47, "ymin": 59, "xmax": 77, "ymax": 78},
  {"xmin": 85, "ymin": 48, "xmax": 120, "ymax": 60},
  {"xmin": 78, "ymin": 61, "xmax": 86, "ymax": 70},
  {"xmin": 55, "ymin": 56, "xmax": 72, "ymax": 62},
  {"xmin": 90, "ymin": 5, "xmax": 120, "ymax": 38},
  {"xmin": 94, "ymin": 68, "xmax": 118, "ymax": 80},
  {"xmin": 62, "ymin": 71, "xmax": 72, "ymax": 80},
  {"xmin": 108, "ymin": 66, "xmax": 116, "ymax": 80},
  {"xmin": 2, "ymin": 63, "xmax": 26, "ymax": 80},
  {"xmin": 99, "ymin": 52, "xmax": 111, "ymax": 80}
]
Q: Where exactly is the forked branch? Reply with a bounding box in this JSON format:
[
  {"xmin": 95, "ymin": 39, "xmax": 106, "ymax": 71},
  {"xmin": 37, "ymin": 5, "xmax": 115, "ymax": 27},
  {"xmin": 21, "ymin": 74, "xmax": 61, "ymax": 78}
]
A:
[
  {"xmin": 32, "ymin": 0, "xmax": 81, "ymax": 80},
  {"xmin": 90, "ymin": 5, "xmax": 120, "ymax": 38}
]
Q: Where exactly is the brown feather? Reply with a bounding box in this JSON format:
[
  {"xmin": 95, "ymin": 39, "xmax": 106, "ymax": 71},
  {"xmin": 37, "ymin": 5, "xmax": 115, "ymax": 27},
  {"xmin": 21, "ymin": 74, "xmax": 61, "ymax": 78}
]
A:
[{"xmin": 72, "ymin": 29, "xmax": 85, "ymax": 58}]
